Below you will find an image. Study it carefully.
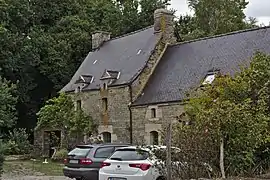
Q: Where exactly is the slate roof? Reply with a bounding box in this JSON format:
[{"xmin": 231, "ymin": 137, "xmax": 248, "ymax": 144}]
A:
[
  {"xmin": 133, "ymin": 26, "xmax": 270, "ymax": 106},
  {"xmin": 61, "ymin": 26, "xmax": 159, "ymax": 92}
]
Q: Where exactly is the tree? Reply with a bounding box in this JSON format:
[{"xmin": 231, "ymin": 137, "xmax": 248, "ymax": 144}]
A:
[
  {"xmin": 36, "ymin": 93, "xmax": 94, "ymax": 145},
  {"xmin": 0, "ymin": 0, "xmax": 170, "ymax": 133},
  {"xmin": 176, "ymin": 0, "xmax": 257, "ymax": 41},
  {"xmin": 174, "ymin": 52, "xmax": 270, "ymax": 177},
  {"xmin": 0, "ymin": 76, "xmax": 17, "ymax": 176},
  {"xmin": 0, "ymin": 76, "xmax": 17, "ymax": 133},
  {"xmin": 188, "ymin": 0, "xmax": 248, "ymax": 35},
  {"xmin": 175, "ymin": 14, "xmax": 204, "ymax": 41}
]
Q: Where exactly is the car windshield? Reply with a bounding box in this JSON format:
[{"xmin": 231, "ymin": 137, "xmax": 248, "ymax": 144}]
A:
[
  {"xmin": 110, "ymin": 149, "xmax": 149, "ymax": 161},
  {"xmin": 68, "ymin": 146, "xmax": 92, "ymax": 157}
]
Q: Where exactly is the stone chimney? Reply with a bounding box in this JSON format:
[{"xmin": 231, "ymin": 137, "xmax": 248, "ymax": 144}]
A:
[
  {"xmin": 92, "ymin": 31, "xmax": 111, "ymax": 50},
  {"xmin": 154, "ymin": 8, "xmax": 177, "ymax": 44}
]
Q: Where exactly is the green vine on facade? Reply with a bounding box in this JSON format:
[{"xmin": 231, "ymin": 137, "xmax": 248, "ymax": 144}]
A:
[{"xmin": 36, "ymin": 93, "xmax": 94, "ymax": 142}]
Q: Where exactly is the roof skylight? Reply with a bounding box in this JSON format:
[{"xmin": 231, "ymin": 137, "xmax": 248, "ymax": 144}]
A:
[{"xmin": 202, "ymin": 74, "xmax": 216, "ymax": 85}]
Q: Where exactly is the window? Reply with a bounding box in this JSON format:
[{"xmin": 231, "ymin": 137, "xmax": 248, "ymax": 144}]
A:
[
  {"xmin": 76, "ymin": 100, "xmax": 82, "ymax": 111},
  {"xmin": 150, "ymin": 131, "xmax": 159, "ymax": 145},
  {"xmin": 151, "ymin": 108, "xmax": 156, "ymax": 118},
  {"xmin": 102, "ymin": 98, "xmax": 108, "ymax": 112},
  {"xmin": 103, "ymin": 83, "xmax": 107, "ymax": 90},
  {"xmin": 202, "ymin": 74, "xmax": 216, "ymax": 85},
  {"xmin": 202, "ymin": 71, "xmax": 220, "ymax": 85},
  {"xmin": 110, "ymin": 149, "xmax": 149, "ymax": 161},
  {"xmin": 102, "ymin": 132, "xmax": 111, "ymax": 143},
  {"xmin": 68, "ymin": 146, "xmax": 92, "ymax": 157},
  {"xmin": 94, "ymin": 147, "xmax": 114, "ymax": 158}
]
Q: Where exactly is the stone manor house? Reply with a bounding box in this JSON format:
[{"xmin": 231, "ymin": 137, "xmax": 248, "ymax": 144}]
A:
[{"xmin": 35, "ymin": 8, "xmax": 270, "ymax": 155}]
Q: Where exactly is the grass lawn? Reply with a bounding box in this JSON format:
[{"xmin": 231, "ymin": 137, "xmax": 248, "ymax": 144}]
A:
[{"xmin": 3, "ymin": 159, "xmax": 64, "ymax": 176}]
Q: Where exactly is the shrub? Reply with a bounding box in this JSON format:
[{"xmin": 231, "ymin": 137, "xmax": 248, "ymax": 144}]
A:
[
  {"xmin": 52, "ymin": 149, "xmax": 68, "ymax": 162},
  {"xmin": 5, "ymin": 128, "xmax": 32, "ymax": 155}
]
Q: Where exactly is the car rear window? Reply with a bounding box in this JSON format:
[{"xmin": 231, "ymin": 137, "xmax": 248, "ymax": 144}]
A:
[
  {"xmin": 110, "ymin": 149, "xmax": 149, "ymax": 161},
  {"xmin": 94, "ymin": 147, "xmax": 115, "ymax": 158},
  {"xmin": 68, "ymin": 146, "xmax": 92, "ymax": 157}
]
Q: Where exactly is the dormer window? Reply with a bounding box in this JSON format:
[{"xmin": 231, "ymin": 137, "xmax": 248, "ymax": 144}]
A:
[
  {"xmin": 202, "ymin": 71, "xmax": 219, "ymax": 85},
  {"xmin": 75, "ymin": 75, "xmax": 94, "ymax": 84},
  {"xmin": 100, "ymin": 70, "xmax": 120, "ymax": 80}
]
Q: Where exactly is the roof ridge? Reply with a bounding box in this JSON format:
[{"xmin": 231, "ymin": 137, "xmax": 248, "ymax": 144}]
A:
[
  {"xmin": 110, "ymin": 25, "xmax": 154, "ymax": 41},
  {"xmin": 171, "ymin": 25, "xmax": 270, "ymax": 47}
]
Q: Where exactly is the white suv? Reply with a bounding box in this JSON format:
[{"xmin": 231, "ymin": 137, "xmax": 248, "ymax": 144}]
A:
[{"xmin": 99, "ymin": 146, "xmax": 167, "ymax": 180}]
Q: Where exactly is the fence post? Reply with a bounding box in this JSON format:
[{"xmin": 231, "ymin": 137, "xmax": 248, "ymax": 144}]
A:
[{"xmin": 166, "ymin": 118, "xmax": 172, "ymax": 180}]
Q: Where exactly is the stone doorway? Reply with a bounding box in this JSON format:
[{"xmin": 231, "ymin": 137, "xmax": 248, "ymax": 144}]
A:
[{"xmin": 43, "ymin": 130, "xmax": 61, "ymax": 157}]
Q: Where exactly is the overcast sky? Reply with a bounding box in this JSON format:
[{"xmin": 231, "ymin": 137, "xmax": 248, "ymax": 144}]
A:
[{"xmin": 170, "ymin": 0, "xmax": 270, "ymax": 25}]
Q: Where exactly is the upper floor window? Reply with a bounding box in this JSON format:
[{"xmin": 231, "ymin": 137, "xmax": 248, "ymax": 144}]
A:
[
  {"xmin": 103, "ymin": 83, "xmax": 107, "ymax": 90},
  {"xmin": 76, "ymin": 100, "xmax": 82, "ymax": 111},
  {"xmin": 102, "ymin": 98, "xmax": 108, "ymax": 112},
  {"xmin": 151, "ymin": 108, "xmax": 156, "ymax": 118}
]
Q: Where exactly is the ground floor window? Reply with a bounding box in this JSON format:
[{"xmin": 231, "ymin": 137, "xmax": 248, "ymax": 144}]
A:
[
  {"xmin": 150, "ymin": 131, "xmax": 159, "ymax": 145},
  {"xmin": 102, "ymin": 132, "xmax": 111, "ymax": 143}
]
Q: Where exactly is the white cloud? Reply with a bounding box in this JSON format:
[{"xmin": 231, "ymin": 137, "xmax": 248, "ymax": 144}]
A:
[{"xmin": 169, "ymin": 0, "xmax": 270, "ymax": 25}]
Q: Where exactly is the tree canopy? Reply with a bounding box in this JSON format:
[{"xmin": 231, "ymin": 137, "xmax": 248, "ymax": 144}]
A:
[
  {"xmin": 36, "ymin": 93, "xmax": 94, "ymax": 141},
  {"xmin": 176, "ymin": 0, "xmax": 257, "ymax": 41},
  {"xmin": 0, "ymin": 0, "xmax": 170, "ymax": 131},
  {"xmin": 174, "ymin": 52, "xmax": 270, "ymax": 176},
  {"xmin": 0, "ymin": 76, "xmax": 17, "ymax": 132}
]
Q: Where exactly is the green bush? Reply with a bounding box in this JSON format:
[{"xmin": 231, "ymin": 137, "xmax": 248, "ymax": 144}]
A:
[
  {"xmin": 5, "ymin": 128, "xmax": 32, "ymax": 155},
  {"xmin": 52, "ymin": 149, "xmax": 68, "ymax": 162}
]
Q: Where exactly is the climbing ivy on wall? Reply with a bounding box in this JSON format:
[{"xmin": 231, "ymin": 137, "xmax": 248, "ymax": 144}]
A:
[{"xmin": 36, "ymin": 93, "xmax": 94, "ymax": 142}]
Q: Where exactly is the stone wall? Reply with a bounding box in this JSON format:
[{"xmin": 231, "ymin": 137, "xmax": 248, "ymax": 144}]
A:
[
  {"xmin": 131, "ymin": 102, "xmax": 184, "ymax": 145},
  {"xmin": 74, "ymin": 85, "xmax": 131, "ymax": 143}
]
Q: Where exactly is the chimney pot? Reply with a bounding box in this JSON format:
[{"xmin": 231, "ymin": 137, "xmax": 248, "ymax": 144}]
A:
[{"xmin": 92, "ymin": 31, "xmax": 111, "ymax": 50}]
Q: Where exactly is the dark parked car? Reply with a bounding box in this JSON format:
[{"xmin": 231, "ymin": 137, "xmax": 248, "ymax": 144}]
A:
[{"xmin": 63, "ymin": 143, "xmax": 130, "ymax": 180}]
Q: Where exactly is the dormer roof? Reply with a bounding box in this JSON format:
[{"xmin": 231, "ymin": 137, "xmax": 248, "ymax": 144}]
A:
[
  {"xmin": 100, "ymin": 70, "xmax": 120, "ymax": 80},
  {"xmin": 75, "ymin": 75, "xmax": 94, "ymax": 84}
]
